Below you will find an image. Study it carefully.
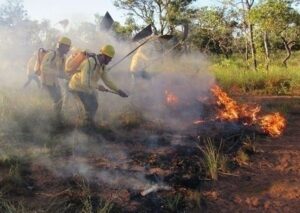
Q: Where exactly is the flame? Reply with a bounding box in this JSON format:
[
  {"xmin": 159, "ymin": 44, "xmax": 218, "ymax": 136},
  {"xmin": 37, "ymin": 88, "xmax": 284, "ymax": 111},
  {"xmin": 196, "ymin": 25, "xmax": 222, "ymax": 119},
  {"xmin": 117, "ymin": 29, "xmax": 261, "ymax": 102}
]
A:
[
  {"xmin": 211, "ymin": 85, "xmax": 260, "ymax": 125},
  {"xmin": 165, "ymin": 90, "xmax": 179, "ymax": 105},
  {"xmin": 259, "ymin": 113, "xmax": 286, "ymax": 137},
  {"xmin": 194, "ymin": 85, "xmax": 286, "ymax": 137}
]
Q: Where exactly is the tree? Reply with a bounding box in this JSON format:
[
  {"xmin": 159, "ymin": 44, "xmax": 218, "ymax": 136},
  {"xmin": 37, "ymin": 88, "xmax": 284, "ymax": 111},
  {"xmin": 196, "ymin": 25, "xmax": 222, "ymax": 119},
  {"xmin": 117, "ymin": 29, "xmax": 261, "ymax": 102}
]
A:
[
  {"xmin": 220, "ymin": 0, "xmax": 258, "ymax": 70},
  {"xmin": 113, "ymin": 16, "xmax": 141, "ymax": 40},
  {"xmin": 189, "ymin": 7, "xmax": 235, "ymax": 57},
  {"xmin": 250, "ymin": 0, "xmax": 300, "ymax": 67},
  {"xmin": 114, "ymin": 0, "xmax": 196, "ymax": 35},
  {"xmin": 0, "ymin": 0, "xmax": 27, "ymax": 27}
]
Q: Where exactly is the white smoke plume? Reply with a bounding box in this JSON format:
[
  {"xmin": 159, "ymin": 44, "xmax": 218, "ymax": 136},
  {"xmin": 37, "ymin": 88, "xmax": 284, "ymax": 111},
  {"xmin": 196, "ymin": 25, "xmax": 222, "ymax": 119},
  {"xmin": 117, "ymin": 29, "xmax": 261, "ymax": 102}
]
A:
[{"xmin": 0, "ymin": 7, "xmax": 215, "ymax": 191}]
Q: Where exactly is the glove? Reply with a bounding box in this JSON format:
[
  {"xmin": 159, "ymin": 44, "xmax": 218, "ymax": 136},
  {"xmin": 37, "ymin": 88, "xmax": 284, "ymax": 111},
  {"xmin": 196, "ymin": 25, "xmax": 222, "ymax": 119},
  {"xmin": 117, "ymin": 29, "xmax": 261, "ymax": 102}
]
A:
[
  {"xmin": 118, "ymin": 89, "xmax": 128, "ymax": 98},
  {"xmin": 98, "ymin": 85, "xmax": 109, "ymax": 92}
]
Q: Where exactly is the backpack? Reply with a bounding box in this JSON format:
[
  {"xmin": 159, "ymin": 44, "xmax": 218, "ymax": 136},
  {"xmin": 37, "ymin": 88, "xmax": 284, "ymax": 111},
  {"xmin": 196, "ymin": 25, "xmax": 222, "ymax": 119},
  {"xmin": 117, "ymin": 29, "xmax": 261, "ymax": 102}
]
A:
[
  {"xmin": 34, "ymin": 48, "xmax": 56, "ymax": 76},
  {"xmin": 65, "ymin": 50, "xmax": 97, "ymax": 76}
]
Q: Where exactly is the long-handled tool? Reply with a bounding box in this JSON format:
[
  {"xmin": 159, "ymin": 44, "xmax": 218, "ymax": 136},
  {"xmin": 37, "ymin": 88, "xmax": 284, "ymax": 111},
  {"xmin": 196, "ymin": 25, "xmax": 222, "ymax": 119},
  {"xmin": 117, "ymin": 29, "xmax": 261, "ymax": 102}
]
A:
[
  {"xmin": 98, "ymin": 85, "xmax": 119, "ymax": 95},
  {"xmin": 139, "ymin": 24, "xmax": 189, "ymax": 71},
  {"xmin": 107, "ymin": 36, "xmax": 153, "ymax": 71},
  {"xmin": 108, "ymin": 23, "xmax": 188, "ymax": 71},
  {"xmin": 107, "ymin": 24, "xmax": 154, "ymax": 71}
]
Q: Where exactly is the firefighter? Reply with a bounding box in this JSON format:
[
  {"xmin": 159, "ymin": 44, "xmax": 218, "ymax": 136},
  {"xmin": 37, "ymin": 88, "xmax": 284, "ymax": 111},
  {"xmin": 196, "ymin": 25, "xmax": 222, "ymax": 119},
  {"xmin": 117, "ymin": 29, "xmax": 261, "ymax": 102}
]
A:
[
  {"xmin": 40, "ymin": 36, "xmax": 71, "ymax": 122},
  {"xmin": 130, "ymin": 35, "xmax": 179, "ymax": 82},
  {"xmin": 23, "ymin": 52, "xmax": 41, "ymax": 88},
  {"xmin": 68, "ymin": 44, "xmax": 128, "ymax": 128},
  {"xmin": 130, "ymin": 43, "xmax": 154, "ymax": 81}
]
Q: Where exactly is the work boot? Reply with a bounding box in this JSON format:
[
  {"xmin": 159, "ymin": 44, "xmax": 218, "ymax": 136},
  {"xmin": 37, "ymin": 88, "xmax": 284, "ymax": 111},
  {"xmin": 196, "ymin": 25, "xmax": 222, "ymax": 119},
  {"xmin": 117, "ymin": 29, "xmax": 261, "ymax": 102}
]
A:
[
  {"xmin": 51, "ymin": 112, "xmax": 69, "ymax": 132},
  {"xmin": 80, "ymin": 119, "xmax": 97, "ymax": 133}
]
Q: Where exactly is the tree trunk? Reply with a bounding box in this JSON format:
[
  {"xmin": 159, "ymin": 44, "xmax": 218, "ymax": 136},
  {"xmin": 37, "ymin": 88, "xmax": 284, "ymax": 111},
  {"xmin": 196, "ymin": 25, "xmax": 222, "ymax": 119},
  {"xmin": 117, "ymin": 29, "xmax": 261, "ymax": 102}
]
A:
[
  {"xmin": 263, "ymin": 31, "xmax": 270, "ymax": 71},
  {"xmin": 281, "ymin": 36, "xmax": 296, "ymax": 68},
  {"xmin": 245, "ymin": 40, "xmax": 249, "ymax": 61},
  {"xmin": 243, "ymin": 0, "xmax": 256, "ymax": 70},
  {"xmin": 249, "ymin": 24, "xmax": 257, "ymax": 70}
]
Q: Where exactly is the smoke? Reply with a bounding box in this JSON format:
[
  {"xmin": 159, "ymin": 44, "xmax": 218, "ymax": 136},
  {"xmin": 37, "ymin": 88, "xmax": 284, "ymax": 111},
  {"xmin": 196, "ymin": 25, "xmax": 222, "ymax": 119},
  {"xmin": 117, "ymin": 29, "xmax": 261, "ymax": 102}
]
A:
[
  {"xmin": 0, "ymin": 12, "xmax": 215, "ymax": 192},
  {"xmin": 102, "ymin": 43, "xmax": 215, "ymax": 130}
]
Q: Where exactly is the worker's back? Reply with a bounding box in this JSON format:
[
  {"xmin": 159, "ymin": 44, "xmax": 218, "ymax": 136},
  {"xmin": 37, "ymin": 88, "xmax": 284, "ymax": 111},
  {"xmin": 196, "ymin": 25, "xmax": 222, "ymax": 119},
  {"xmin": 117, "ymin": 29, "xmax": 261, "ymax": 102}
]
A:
[{"xmin": 26, "ymin": 53, "xmax": 37, "ymax": 76}]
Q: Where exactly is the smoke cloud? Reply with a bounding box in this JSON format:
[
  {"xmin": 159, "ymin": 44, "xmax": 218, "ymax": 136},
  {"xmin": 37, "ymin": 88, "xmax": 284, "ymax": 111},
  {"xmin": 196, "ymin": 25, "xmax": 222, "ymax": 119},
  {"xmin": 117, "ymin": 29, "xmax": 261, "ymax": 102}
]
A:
[{"xmin": 0, "ymin": 13, "xmax": 214, "ymax": 191}]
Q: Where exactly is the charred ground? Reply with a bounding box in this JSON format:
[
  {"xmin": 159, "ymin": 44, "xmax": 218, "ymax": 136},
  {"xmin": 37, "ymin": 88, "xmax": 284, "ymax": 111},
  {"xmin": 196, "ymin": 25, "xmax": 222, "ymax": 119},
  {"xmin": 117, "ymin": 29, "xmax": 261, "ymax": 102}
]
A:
[{"xmin": 0, "ymin": 92, "xmax": 298, "ymax": 213}]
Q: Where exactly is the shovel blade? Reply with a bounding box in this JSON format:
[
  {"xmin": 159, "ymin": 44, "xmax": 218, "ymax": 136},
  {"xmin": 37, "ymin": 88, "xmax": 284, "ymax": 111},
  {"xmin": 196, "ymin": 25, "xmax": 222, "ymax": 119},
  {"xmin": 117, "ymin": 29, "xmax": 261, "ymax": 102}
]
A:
[
  {"xmin": 100, "ymin": 12, "xmax": 114, "ymax": 31},
  {"xmin": 132, "ymin": 24, "xmax": 152, "ymax": 42}
]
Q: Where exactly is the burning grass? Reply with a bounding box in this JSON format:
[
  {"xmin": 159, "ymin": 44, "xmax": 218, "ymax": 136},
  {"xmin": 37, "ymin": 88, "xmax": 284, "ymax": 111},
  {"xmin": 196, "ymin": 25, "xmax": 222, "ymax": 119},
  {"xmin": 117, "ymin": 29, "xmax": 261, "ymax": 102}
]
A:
[
  {"xmin": 165, "ymin": 90, "xmax": 179, "ymax": 106},
  {"xmin": 0, "ymin": 84, "xmax": 292, "ymax": 212},
  {"xmin": 259, "ymin": 113, "xmax": 286, "ymax": 138},
  {"xmin": 195, "ymin": 85, "xmax": 287, "ymax": 138}
]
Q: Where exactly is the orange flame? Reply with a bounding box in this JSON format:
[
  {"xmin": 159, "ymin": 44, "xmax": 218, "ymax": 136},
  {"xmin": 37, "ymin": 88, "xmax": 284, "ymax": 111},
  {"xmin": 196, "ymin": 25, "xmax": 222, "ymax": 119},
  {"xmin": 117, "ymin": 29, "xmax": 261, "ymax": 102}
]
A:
[
  {"xmin": 211, "ymin": 85, "xmax": 260, "ymax": 125},
  {"xmin": 194, "ymin": 85, "xmax": 287, "ymax": 137},
  {"xmin": 259, "ymin": 113, "xmax": 286, "ymax": 137},
  {"xmin": 165, "ymin": 90, "xmax": 179, "ymax": 105}
]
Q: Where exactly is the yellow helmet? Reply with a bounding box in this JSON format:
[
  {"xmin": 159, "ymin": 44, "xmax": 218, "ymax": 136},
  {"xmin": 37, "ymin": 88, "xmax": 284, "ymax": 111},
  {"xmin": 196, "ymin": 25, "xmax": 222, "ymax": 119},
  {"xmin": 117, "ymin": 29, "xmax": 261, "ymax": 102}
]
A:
[
  {"xmin": 58, "ymin": 36, "xmax": 71, "ymax": 46},
  {"xmin": 100, "ymin": 45, "xmax": 115, "ymax": 58}
]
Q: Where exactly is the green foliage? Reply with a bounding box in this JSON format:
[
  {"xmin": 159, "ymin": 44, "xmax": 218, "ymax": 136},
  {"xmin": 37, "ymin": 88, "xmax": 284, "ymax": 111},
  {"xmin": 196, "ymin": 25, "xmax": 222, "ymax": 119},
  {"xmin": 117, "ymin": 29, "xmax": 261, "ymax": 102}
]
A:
[
  {"xmin": 114, "ymin": 0, "xmax": 196, "ymax": 34},
  {"xmin": 189, "ymin": 7, "xmax": 234, "ymax": 55},
  {"xmin": 211, "ymin": 53, "xmax": 300, "ymax": 95},
  {"xmin": 249, "ymin": 0, "xmax": 298, "ymax": 35}
]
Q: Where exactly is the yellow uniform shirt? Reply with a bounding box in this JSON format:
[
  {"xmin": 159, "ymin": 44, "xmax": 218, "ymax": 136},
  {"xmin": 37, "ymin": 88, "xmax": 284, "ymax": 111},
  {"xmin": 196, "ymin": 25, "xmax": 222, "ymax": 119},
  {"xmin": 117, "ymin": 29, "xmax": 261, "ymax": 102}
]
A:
[
  {"xmin": 69, "ymin": 57, "xmax": 119, "ymax": 93},
  {"xmin": 130, "ymin": 47, "xmax": 149, "ymax": 74},
  {"xmin": 40, "ymin": 50, "xmax": 65, "ymax": 86},
  {"xmin": 26, "ymin": 54, "xmax": 37, "ymax": 76}
]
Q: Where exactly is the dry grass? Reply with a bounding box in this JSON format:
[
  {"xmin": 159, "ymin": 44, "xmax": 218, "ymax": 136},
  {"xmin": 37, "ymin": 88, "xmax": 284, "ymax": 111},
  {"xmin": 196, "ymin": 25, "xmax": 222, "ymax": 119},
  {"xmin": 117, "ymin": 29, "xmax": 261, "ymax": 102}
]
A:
[
  {"xmin": 46, "ymin": 176, "xmax": 116, "ymax": 213},
  {"xmin": 0, "ymin": 195, "xmax": 27, "ymax": 213},
  {"xmin": 197, "ymin": 139, "xmax": 228, "ymax": 181},
  {"xmin": 164, "ymin": 193, "xmax": 184, "ymax": 212}
]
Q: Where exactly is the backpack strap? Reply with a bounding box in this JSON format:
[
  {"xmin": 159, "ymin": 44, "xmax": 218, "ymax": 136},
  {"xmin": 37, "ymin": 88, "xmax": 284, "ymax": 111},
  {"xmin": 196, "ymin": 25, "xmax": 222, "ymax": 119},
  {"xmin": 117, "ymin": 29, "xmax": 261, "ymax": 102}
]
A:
[
  {"xmin": 85, "ymin": 53, "xmax": 98, "ymax": 88},
  {"xmin": 86, "ymin": 52, "xmax": 98, "ymax": 71},
  {"xmin": 37, "ymin": 48, "xmax": 47, "ymax": 63},
  {"xmin": 48, "ymin": 49, "xmax": 56, "ymax": 61}
]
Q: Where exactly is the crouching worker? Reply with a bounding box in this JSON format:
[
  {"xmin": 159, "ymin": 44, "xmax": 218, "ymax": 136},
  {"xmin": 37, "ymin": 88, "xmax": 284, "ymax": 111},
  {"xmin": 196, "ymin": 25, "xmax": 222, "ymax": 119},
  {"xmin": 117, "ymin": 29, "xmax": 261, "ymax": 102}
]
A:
[
  {"xmin": 40, "ymin": 36, "xmax": 71, "ymax": 122},
  {"xmin": 68, "ymin": 44, "xmax": 128, "ymax": 128}
]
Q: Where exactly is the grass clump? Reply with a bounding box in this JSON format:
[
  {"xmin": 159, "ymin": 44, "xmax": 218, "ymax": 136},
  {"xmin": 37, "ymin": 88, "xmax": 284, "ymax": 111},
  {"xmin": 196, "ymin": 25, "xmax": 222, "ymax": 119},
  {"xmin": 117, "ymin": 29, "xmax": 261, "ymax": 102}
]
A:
[
  {"xmin": 235, "ymin": 137, "xmax": 256, "ymax": 166},
  {"xmin": 47, "ymin": 176, "xmax": 116, "ymax": 213},
  {"xmin": 197, "ymin": 139, "xmax": 228, "ymax": 181},
  {"xmin": 187, "ymin": 190, "xmax": 204, "ymax": 210},
  {"xmin": 164, "ymin": 194, "xmax": 184, "ymax": 212},
  {"xmin": 113, "ymin": 107, "xmax": 145, "ymax": 130},
  {"xmin": 0, "ymin": 155, "xmax": 31, "ymax": 195},
  {"xmin": 0, "ymin": 195, "xmax": 27, "ymax": 213}
]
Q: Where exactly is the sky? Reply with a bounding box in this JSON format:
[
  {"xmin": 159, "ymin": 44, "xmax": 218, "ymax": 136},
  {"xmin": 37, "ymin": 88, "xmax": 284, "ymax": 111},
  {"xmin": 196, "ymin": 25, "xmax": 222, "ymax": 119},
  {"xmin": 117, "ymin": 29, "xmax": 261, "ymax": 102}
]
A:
[{"xmin": 0, "ymin": 0, "xmax": 218, "ymax": 26}]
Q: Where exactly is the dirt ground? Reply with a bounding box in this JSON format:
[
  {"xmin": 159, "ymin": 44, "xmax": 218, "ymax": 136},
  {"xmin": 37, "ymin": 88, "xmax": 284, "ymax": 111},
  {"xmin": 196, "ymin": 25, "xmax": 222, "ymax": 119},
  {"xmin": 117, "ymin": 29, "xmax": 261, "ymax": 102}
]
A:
[
  {"xmin": 203, "ymin": 97, "xmax": 300, "ymax": 213},
  {"xmin": 0, "ymin": 96, "xmax": 299, "ymax": 212}
]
